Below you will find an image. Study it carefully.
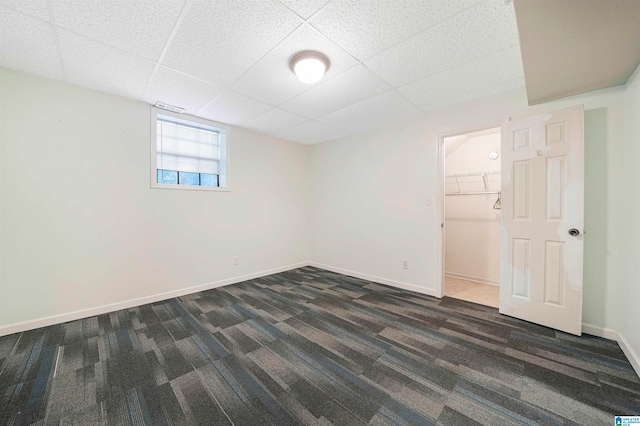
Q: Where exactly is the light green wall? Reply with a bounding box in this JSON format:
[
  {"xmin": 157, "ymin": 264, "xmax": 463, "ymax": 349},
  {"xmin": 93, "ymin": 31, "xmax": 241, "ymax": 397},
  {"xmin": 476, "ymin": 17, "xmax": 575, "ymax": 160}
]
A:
[
  {"xmin": 310, "ymin": 84, "xmax": 627, "ymax": 332},
  {"xmin": 620, "ymin": 65, "xmax": 640, "ymax": 363}
]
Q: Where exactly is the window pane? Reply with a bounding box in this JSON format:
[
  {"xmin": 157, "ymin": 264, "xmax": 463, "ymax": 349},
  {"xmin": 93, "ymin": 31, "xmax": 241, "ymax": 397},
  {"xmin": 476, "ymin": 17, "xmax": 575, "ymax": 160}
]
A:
[
  {"xmin": 179, "ymin": 171, "xmax": 199, "ymax": 186},
  {"xmin": 200, "ymin": 174, "xmax": 219, "ymax": 187},
  {"xmin": 157, "ymin": 169, "xmax": 177, "ymax": 185},
  {"xmin": 154, "ymin": 113, "xmax": 227, "ymax": 191}
]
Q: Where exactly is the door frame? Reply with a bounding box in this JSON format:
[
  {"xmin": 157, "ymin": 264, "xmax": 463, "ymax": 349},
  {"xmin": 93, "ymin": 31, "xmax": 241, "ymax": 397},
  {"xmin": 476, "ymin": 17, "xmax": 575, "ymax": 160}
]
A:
[{"xmin": 436, "ymin": 120, "xmax": 507, "ymax": 299}]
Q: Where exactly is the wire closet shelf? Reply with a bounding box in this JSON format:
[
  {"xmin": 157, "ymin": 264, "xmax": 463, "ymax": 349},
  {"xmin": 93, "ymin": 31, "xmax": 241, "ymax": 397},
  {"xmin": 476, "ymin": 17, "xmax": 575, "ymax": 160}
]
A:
[
  {"xmin": 445, "ymin": 170, "xmax": 501, "ymax": 196},
  {"xmin": 445, "ymin": 170, "xmax": 501, "ymax": 209}
]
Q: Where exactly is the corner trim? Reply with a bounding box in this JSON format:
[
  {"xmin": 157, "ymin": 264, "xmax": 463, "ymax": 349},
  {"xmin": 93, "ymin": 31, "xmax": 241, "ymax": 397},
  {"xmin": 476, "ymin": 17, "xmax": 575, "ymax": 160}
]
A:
[
  {"xmin": 308, "ymin": 262, "xmax": 438, "ymax": 297},
  {"xmin": 0, "ymin": 261, "xmax": 310, "ymax": 337},
  {"xmin": 581, "ymin": 322, "xmax": 619, "ymax": 340},
  {"xmin": 582, "ymin": 323, "xmax": 640, "ymax": 379},
  {"xmin": 618, "ymin": 332, "xmax": 640, "ymax": 379}
]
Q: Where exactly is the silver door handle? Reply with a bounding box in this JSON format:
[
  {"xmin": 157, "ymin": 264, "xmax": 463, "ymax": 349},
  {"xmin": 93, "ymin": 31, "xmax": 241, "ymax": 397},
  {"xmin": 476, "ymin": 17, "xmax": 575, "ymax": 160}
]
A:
[{"xmin": 568, "ymin": 228, "xmax": 580, "ymax": 236}]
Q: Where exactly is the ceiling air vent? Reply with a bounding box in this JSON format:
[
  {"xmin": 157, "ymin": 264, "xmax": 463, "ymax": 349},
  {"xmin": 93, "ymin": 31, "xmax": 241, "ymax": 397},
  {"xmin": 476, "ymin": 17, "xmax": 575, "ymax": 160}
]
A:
[{"xmin": 155, "ymin": 102, "xmax": 185, "ymax": 114}]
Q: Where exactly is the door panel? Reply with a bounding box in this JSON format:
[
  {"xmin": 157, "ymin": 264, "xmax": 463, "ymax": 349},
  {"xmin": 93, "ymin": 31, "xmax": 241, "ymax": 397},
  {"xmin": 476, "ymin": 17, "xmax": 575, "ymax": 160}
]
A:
[
  {"xmin": 513, "ymin": 160, "xmax": 531, "ymax": 220},
  {"xmin": 511, "ymin": 238, "xmax": 531, "ymax": 298},
  {"xmin": 545, "ymin": 156, "xmax": 566, "ymax": 220},
  {"xmin": 543, "ymin": 240, "xmax": 565, "ymax": 306},
  {"xmin": 500, "ymin": 105, "xmax": 584, "ymax": 335}
]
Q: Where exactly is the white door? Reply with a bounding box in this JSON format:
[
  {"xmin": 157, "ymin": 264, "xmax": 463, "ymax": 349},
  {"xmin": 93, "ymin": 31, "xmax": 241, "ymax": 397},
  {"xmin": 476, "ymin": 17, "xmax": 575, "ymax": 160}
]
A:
[{"xmin": 500, "ymin": 105, "xmax": 584, "ymax": 335}]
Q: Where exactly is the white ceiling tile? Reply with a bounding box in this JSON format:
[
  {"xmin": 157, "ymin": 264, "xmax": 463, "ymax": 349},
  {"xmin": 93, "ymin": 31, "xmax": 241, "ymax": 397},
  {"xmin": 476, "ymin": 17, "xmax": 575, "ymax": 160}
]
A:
[
  {"xmin": 243, "ymin": 108, "xmax": 307, "ymax": 135},
  {"xmin": 398, "ymin": 45, "xmax": 524, "ymax": 106},
  {"xmin": 58, "ymin": 30, "xmax": 155, "ymax": 99},
  {"xmin": 364, "ymin": 0, "xmax": 519, "ymax": 87},
  {"xmin": 419, "ymin": 76, "xmax": 525, "ymax": 113},
  {"xmin": 316, "ymin": 90, "xmax": 419, "ymax": 132},
  {"xmin": 305, "ymin": 128, "xmax": 348, "ymax": 145},
  {"xmin": 0, "ymin": 6, "xmax": 62, "ymax": 80},
  {"xmin": 346, "ymin": 107, "xmax": 422, "ymax": 134},
  {"xmin": 310, "ymin": 0, "xmax": 479, "ymax": 60},
  {"xmin": 279, "ymin": 0, "xmax": 330, "ymax": 19},
  {"xmin": 279, "ymin": 65, "xmax": 392, "ymax": 118},
  {"xmin": 466, "ymin": 76, "xmax": 525, "ymax": 100},
  {"xmin": 275, "ymin": 120, "xmax": 339, "ymax": 143},
  {"xmin": 0, "ymin": 0, "xmax": 48, "ymax": 21},
  {"xmin": 229, "ymin": 24, "xmax": 359, "ymax": 106},
  {"xmin": 52, "ymin": 0, "xmax": 184, "ymax": 62},
  {"xmin": 0, "ymin": 0, "xmax": 527, "ymax": 144},
  {"xmin": 162, "ymin": 0, "xmax": 302, "ymax": 87},
  {"xmin": 143, "ymin": 66, "xmax": 224, "ymax": 114},
  {"xmin": 199, "ymin": 90, "xmax": 272, "ymax": 125}
]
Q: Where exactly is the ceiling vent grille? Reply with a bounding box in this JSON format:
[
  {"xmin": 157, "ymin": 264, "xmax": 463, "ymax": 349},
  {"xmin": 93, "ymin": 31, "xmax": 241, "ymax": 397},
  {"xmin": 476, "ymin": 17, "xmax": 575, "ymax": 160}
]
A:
[{"xmin": 155, "ymin": 102, "xmax": 185, "ymax": 114}]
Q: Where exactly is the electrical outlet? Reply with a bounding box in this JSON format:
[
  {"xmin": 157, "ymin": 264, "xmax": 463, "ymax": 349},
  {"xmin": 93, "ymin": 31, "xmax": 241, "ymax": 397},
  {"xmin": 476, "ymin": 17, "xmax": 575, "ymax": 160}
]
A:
[
  {"xmin": 402, "ymin": 259, "xmax": 408, "ymax": 269},
  {"xmin": 233, "ymin": 256, "xmax": 239, "ymax": 266},
  {"xmin": 425, "ymin": 196, "xmax": 432, "ymax": 206}
]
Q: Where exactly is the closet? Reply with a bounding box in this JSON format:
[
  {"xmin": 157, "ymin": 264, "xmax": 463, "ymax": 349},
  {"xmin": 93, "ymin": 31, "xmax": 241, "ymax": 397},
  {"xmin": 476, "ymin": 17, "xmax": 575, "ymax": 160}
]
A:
[{"xmin": 443, "ymin": 127, "xmax": 501, "ymax": 307}]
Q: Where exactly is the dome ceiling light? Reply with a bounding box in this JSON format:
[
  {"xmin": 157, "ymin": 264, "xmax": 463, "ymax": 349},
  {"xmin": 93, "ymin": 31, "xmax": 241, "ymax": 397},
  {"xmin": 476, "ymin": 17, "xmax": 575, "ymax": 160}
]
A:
[{"xmin": 289, "ymin": 51, "xmax": 330, "ymax": 84}]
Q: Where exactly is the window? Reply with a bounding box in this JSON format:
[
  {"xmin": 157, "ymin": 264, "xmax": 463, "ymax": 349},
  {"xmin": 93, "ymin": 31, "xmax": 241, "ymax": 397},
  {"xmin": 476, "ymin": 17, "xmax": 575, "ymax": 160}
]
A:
[{"xmin": 151, "ymin": 108, "xmax": 228, "ymax": 191}]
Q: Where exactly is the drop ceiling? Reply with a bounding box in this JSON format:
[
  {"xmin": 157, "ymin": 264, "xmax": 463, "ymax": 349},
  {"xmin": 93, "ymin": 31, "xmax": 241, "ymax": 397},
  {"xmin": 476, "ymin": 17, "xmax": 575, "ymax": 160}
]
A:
[{"xmin": 0, "ymin": 0, "xmax": 525, "ymax": 144}]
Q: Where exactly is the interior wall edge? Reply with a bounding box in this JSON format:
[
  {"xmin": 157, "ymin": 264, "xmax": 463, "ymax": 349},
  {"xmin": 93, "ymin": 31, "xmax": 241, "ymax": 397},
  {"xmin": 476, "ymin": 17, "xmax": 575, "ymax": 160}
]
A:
[
  {"xmin": 308, "ymin": 261, "xmax": 438, "ymax": 297},
  {"xmin": 0, "ymin": 261, "xmax": 310, "ymax": 337}
]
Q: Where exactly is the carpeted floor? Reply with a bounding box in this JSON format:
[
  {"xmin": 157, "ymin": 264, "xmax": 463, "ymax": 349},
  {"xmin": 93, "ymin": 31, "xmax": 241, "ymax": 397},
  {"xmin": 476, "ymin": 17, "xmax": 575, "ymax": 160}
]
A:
[{"xmin": 1, "ymin": 267, "xmax": 639, "ymax": 425}]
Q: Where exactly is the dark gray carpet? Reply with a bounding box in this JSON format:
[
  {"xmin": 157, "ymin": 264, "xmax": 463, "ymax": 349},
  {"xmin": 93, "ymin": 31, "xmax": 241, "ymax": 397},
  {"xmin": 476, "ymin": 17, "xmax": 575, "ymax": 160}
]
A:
[{"xmin": 0, "ymin": 266, "xmax": 638, "ymax": 425}]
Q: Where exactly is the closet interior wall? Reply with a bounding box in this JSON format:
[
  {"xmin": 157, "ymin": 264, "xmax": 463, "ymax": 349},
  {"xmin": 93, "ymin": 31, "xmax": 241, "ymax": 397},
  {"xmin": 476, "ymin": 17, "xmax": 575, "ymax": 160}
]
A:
[{"xmin": 445, "ymin": 130, "xmax": 501, "ymax": 285}]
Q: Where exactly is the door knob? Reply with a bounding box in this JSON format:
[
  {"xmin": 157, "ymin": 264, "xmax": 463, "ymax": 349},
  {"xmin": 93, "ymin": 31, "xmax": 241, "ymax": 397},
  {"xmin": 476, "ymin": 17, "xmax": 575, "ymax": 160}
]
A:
[{"xmin": 568, "ymin": 228, "xmax": 580, "ymax": 236}]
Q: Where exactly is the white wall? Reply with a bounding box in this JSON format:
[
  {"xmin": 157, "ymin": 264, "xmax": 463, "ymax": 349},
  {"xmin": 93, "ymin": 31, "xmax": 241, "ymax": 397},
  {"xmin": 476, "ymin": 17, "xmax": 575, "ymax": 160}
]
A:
[
  {"xmin": 0, "ymin": 68, "xmax": 311, "ymax": 331},
  {"xmin": 309, "ymin": 85, "xmax": 627, "ymax": 336},
  {"xmin": 445, "ymin": 133, "xmax": 501, "ymax": 284},
  {"xmin": 620, "ymin": 65, "xmax": 640, "ymax": 367},
  {"xmin": 1, "ymin": 65, "xmax": 638, "ymax": 373}
]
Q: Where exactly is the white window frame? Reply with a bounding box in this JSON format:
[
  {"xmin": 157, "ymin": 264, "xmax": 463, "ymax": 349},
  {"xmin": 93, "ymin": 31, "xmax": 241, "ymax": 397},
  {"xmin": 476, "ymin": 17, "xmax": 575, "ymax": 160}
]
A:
[{"xmin": 150, "ymin": 107, "xmax": 230, "ymax": 192}]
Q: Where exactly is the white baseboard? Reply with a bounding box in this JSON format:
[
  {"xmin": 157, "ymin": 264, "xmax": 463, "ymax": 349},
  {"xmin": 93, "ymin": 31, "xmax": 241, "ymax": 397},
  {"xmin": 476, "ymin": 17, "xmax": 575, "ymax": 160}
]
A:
[
  {"xmin": 309, "ymin": 262, "xmax": 438, "ymax": 297},
  {"xmin": 3, "ymin": 260, "xmax": 639, "ymax": 380},
  {"xmin": 0, "ymin": 261, "xmax": 310, "ymax": 337},
  {"xmin": 581, "ymin": 322, "xmax": 620, "ymax": 340},
  {"xmin": 444, "ymin": 272, "xmax": 499, "ymax": 286},
  {"xmin": 618, "ymin": 332, "xmax": 640, "ymax": 379},
  {"xmin": 582, "ymin": 323, "xmax": 640, "ymax": 379}
]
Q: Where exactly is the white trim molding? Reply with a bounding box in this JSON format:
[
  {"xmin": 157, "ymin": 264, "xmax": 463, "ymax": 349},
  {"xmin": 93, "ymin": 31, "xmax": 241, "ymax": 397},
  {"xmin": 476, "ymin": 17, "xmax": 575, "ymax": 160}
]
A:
[
  {"xmin": 0, "ymin": 262, "xmax": 435, "ymax": 337},
  {"xmin": 308, "ymin": 262, "xmax": 438, "ymax": 297},
  {"xmin": 618, "ymin": 332, "xmax": 640, "ymax": 379},
  {"xmin": 437, "ymin": 120, "xmax": 507, "ymax": 300},
  {"xmin": 581, "ymin": 322, "xmax": 620, "ymax": 340},
  {"xmin": 2, "ymin": 261, "xmax": 638, "ymax": 380},
  {"xmin": 444, "ymin": 272, "xmax": 500, "ymax": 286},
  {"xmin": 0, "ymin": 262, "xmax": 309, "ymax": 337},
  {"xmin": 582, "ymin": 323, "xmax": 640, "ymax": 378}
]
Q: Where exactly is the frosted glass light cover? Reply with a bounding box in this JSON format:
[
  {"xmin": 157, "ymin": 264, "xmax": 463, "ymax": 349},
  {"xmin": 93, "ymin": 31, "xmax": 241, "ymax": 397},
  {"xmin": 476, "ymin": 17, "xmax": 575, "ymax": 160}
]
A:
[{"xmin": 290, "ymin": 51, "xmax": 330, "ymax": 84}]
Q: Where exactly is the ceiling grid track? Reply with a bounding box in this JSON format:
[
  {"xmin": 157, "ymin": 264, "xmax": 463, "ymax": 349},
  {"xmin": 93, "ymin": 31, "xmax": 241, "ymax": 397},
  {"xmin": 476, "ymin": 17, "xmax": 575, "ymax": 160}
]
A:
[
  {"xmin": 195, "ymin": 23, "xmax": 307, "ymax": 116},
  {"xmin": 7, "ymin": 0, "xmax": 609, "ymax": 144},
  {"xmin": 140, "ymin": 0, "xmax": 193, "ymax": 101},
  {"xmin": 46, "ymin": 0, "xmax": 67, "ymax": 81}
]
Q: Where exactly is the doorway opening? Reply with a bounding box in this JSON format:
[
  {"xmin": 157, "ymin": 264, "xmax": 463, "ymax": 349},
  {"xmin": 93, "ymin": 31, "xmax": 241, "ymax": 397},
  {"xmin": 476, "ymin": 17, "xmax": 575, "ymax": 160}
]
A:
[{"xmin": 442, "ymin": 126, "xmax": 501, "ymax": 308}]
